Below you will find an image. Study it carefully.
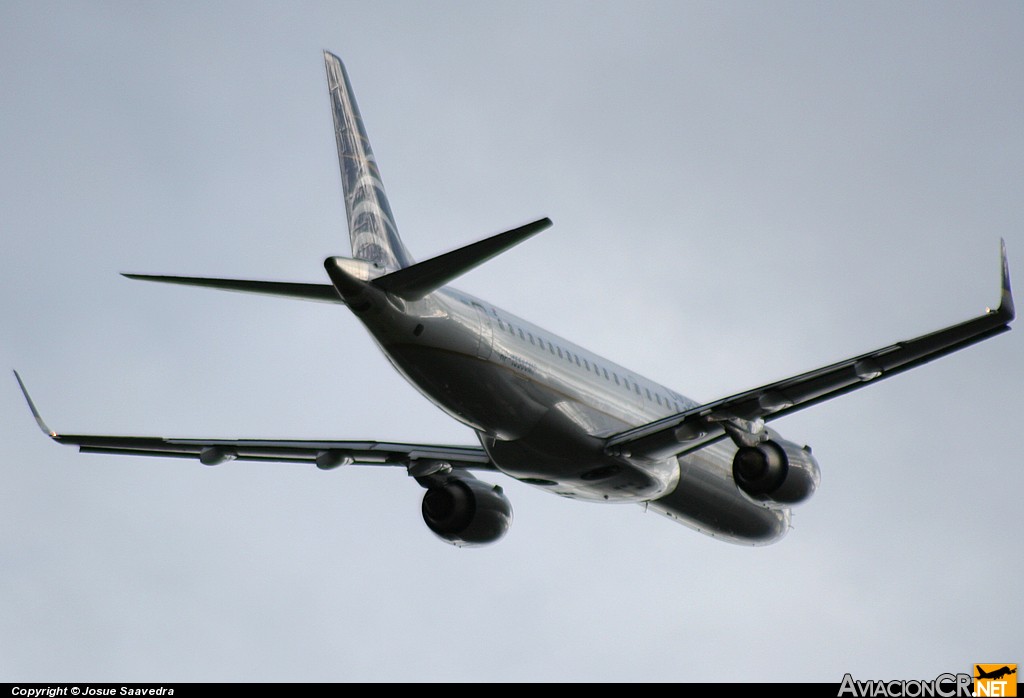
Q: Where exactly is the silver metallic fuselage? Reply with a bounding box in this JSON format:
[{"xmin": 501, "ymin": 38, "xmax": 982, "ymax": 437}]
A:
[
  {"xmin": 19, "ymin": 52, "xmax": 1011, "ymax": 550},
  {"xmin": 342, "ymin": 268, "xmax": 790, "ymax": 545}
]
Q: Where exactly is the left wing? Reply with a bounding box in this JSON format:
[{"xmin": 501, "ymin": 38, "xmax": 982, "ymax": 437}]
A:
[
  {"xmin": 13, "ymin": 371, "xmax": 492, "ymax": 473},
  {"xmin": 607, "ymin": 240, "xmax": 1015, "ymax": 460}
]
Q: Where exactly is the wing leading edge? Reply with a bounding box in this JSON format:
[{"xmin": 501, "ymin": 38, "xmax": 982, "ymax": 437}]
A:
[
  {"xmin": 608, "ymin": 240, "xmax": 1015, "ymax": 461},
  {"xmin": 13, "ymin": 371, "xmax": 492, "ymax": 472}
]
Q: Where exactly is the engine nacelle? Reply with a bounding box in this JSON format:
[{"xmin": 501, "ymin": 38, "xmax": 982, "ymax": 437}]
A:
[
  {"xmin": 421, "ymin": 474, "xmax": 513, "ymax": 547},
  {"xmin": 732, "ymin": 439, "xmax": 820, "ymax": 508}
]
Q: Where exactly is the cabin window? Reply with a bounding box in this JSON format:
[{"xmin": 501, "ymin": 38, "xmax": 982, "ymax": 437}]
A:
[
  {"xmin": 583, "ymin": 359, "xmax": 589, "ymax": 370},
  {"xmin": 602, "ymin": 368, "xmax": 609, "ymax": 380},
  {"xmin": 635, "ymin": 383, "xmax": 641, "ymax": 395},
  {"xmin": 574, "ymin": 355, "xmax": 581, "ymax": 366},
  {"xmin": 645, "ymin": 388, "xmax": 652, "ymax": 400},
  {"xmin": 613, "ymin": 373, "xmax": 619, "ymax": 385},
  {"xmin": 656, "ymin": 394, "xmax": 662, "ymax": 405},
  {"xmin": 556, "ymin": 347, "xmax": 563, "ymax": 358}
]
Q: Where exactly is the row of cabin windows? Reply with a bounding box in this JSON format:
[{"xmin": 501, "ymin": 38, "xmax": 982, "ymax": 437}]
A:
[{"xmin": 495, "ymin": 313, "xmax": 683, "ymax": 412}]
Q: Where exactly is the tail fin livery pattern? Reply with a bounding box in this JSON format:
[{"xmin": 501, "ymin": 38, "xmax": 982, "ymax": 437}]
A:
[{"xmin": 324, "ymin": 51, "xmax": 413, "ymax": 271}]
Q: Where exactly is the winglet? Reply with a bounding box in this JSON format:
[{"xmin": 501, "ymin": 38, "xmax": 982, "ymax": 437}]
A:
[
  {"xmin": 998, "ymin": 238, "xmax": 1015, "ymax": 322},
  {"xmin": 13, "ymin": 370, "xmax": 58, "ymax": 438}
]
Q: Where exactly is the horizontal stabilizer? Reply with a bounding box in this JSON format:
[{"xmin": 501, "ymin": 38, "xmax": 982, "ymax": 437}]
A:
[
  {"xmin": 122, "ymin": 274, "xmax": 343, "ymax": 304},
  {"xmin": 372, "ymin": 218, "xmax": 552, "ymax": 300}
]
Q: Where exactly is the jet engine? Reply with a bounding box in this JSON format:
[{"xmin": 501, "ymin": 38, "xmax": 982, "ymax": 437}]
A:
[
  {"xmin": 732, "ymin": 439, "xmax": 820, "ymax": 508},
  {"xmin": 421, "ymin": 473, "xmax": 513, "ymax": 547}
]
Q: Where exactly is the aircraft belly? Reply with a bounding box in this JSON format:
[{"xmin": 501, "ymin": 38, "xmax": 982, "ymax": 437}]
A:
[
  {"xmin": 385, "ymin": 341, "xmax": 677, "ymax": 502},
  {"xmin": 481, "ymin": 403, "xmax": 680, "ymax": 502}
]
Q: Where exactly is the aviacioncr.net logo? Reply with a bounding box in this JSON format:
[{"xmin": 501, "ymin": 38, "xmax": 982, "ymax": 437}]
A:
[
  {"xmin": 974, "ymin": 664, "xmax": 1017, "ymax": 697},
  {"xmin": 838, "ymin": 673, "xmax": 973, "ymax": 697}
]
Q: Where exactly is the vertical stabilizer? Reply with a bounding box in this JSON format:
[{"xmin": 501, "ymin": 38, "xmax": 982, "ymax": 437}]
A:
[{"xmin": 324, "ymin": 51, "xmax": 413, "ymax": 271}]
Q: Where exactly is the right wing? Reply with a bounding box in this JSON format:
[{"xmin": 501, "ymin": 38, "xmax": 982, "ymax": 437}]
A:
[
  {"xmin": 607, "ymin": 240, "xmax": 1015, "ymax": 460},
  {"xmin": 13, "ymin": 371, "xmax": 491, "ymax": 473},
  {"xmin": 122, "ymin": 274, "xmax": 343, "ymax": 304}
]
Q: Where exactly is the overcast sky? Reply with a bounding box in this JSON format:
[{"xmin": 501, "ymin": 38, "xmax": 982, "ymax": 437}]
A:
[{"xmin": 2, "ymin": 1, "xmax": 1021, "ymax": 683}]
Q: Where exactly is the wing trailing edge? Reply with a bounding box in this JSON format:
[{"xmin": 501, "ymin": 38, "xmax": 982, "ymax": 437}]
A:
[
  {"xmin": 12, "ymin": 371, "xmax": 493, "ymax": 470},
  {"xmin": 608, "ymin": 240, "xmax": 1015, "ymax": 461}
]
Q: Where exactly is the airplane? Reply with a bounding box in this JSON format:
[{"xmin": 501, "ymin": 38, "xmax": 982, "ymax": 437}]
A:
[
  {"xmin": 14, "ymin": 51, "xmax": 1016, "ymax": 547},
  {"xmin": 976, "ymin": 667, "xmax": 1017, "ymax": 681}
]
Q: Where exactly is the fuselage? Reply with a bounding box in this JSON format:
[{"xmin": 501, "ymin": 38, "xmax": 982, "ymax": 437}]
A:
[
  {"xmin": 320, "ymin": 49, "xmax": 791, "ymax": 545},
  {"xmin": 334, "ymin": 263, "xmax": 791, "ymax": 544}
]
